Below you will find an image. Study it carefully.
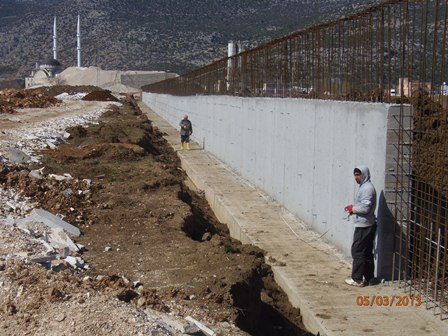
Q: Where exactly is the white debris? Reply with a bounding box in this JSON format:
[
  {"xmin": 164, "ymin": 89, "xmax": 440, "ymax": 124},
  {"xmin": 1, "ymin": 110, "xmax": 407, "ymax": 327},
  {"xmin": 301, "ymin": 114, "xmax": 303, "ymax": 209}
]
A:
[
  {"xmin": 29, "ymin": 170, "xmax": 44, "ymax": 180},
  {"xmin": 0, "ymin": 100, "xmax": 120, "ymax": 166},
  {"xmin": 133, "ymin": 281, "xmax": 143, "ymax": 288},
  {"xmin": 185, "ymin": 316, "xmax": 216, "ymax": 336},
  {"xmin": 48, "ymin": 174, "xmax": 71, "ymax": 181},
  {"xmin": 0, "ymin": 187, "xmax": 37, "ymax": 219},
  {"xmin": 48, "ymin": 227, "xmax": 80, "ymax": 253},
  {"xmin": 83, "ymin": 179, "xmax": 92, "ymax": 188},
  {"xmin": 18, "ymin": 208, "xmax": 81, "ymax": 237},
  {"xmin": 64, "ymin": 256, "xmax": 78, "ymax": 268},
  {"xmin": 59, "ymin": 246, "xmax": 70, "ymax": 258},
  {"xmin": 55, "ymin": 92, "xmax": 88, "ymax": 100},
  {"xmin": 64, "ymin": 256, "xmax": 88, "ymax": 270},
  {"xmin": 30, "ymin": 255, "xmax": 57, "ymax": 264},
  {"xmin": 4, "ymin": 148, "xmax": 31, "ymax": 163},
  {"xmin": 6, "ymin": 201, "xmax": 16, "ymax": 211}
]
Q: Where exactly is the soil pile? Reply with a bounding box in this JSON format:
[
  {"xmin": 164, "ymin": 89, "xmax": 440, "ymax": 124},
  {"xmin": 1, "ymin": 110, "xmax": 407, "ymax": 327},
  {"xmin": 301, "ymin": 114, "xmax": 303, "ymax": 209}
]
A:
[
  {"xmin": 0, "ymin": 86, "xmax": 104, "ymax": 115},
  {"xmin": 0, "ymin": 89, "xmax": 61, "ymax": 114},
  {"xmin": 0, "ymin": 256, "xmax": 189, "ymax": 335},
  {"xmin": 33, "ymin": 85, "xmax": 101, "ymax": 98},
  {"xmin": 82, "ymin": 90, "xmax": 119, "ymax": 102}
]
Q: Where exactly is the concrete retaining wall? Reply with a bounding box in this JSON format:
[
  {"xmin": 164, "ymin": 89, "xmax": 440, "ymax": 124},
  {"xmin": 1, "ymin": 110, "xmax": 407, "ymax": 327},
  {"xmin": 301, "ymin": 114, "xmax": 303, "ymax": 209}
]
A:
[{"xmin": 142, "ymin": 93, "xmax": 403, "ymax": 278}]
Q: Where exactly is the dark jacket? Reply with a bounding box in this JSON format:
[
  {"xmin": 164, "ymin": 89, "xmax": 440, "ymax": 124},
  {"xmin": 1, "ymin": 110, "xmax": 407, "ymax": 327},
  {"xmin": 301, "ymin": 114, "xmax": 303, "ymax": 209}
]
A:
[{"xmin": 179, "ymin": 119, "xmax": 192, "ymax": 136}]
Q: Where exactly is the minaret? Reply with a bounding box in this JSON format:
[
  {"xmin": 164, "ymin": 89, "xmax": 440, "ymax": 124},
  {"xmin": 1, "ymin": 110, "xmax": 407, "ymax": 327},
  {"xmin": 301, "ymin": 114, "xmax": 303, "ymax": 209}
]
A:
[
  {"xmin": 53, "ymin": 17, "xmax": 57, "ymax": 60},
  {"xmin": 227, "ymin": 41, "xmax": 236, "ymax": 90},
  {"xmin": 77, "ymin": 15, "xmax": 82, "ymax": 67}
]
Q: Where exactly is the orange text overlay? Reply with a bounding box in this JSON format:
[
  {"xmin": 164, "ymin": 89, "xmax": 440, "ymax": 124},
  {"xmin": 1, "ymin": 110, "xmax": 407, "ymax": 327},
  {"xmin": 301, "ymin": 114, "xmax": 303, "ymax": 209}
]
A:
[{"xmin": 356, "ymin": 295, "xmax": 422, "ymax": 307}]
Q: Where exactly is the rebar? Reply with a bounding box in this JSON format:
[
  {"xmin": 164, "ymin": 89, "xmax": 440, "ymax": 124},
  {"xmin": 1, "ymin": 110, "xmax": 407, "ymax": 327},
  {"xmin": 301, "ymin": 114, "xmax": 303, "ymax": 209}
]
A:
[{"xmin": 142, "ymin": 0, "xmax": 448, "ymax": 317}]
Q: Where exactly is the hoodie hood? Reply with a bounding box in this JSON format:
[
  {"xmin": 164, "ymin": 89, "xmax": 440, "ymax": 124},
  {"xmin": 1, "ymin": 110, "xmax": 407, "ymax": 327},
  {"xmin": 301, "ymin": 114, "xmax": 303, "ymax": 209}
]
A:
[{"xmin": 355, "ymin": 165, "xmax": 371, "ymax": 185}]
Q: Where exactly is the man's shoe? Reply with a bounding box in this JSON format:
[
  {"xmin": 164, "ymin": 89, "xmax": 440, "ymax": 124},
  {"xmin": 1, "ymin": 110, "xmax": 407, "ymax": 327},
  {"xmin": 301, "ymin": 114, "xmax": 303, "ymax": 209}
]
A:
[
  {"xmin": 366, "ymin": 278, "xmax": 380, "ymax": 286},
  {"xmin": 345, "ymin": 278, "xmax": 365, "ymax": 287}
]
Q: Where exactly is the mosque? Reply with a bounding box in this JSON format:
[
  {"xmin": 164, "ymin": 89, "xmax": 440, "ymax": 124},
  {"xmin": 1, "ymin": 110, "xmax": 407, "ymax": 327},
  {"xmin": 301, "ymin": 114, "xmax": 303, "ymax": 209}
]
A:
[
  {"xmin": 24, "ymin": 16, "xmax": 177, "ymax": 92},
  {"xmin": 25, "ymin": 16, "xmax": 82, "ymax": 88}
]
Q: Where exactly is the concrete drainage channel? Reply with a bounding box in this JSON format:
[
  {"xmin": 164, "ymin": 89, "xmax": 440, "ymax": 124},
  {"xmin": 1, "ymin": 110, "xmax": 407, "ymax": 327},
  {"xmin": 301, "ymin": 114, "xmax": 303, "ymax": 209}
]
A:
[{"xmin": 179, "ymin": 185, "xmax": 312, "ymax": 336}]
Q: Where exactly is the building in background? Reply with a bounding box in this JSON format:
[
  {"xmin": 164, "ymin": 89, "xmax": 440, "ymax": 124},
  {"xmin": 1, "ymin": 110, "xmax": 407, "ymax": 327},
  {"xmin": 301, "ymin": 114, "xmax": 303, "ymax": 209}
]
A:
[{"xmin": 397, "ymin": 77, "xmax": 432, "ymax": 97}]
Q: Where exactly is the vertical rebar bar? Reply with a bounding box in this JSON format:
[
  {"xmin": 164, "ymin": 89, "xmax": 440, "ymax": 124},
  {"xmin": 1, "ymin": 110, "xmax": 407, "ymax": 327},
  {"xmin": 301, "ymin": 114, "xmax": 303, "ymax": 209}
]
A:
[
  {"xmin": 426, "ymin": 222, "xmax": 434, "ymax": 309},
  {"xmin": 434, "ymin": 227, "xmax": 442, "ymax": 315}
]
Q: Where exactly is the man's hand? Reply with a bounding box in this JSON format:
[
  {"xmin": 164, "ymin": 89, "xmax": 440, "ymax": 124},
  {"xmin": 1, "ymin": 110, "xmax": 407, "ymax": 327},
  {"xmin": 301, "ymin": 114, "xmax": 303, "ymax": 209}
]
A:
[{"xmin": 345, "ymin": 204, "xmax": 354, "ymax": 214}]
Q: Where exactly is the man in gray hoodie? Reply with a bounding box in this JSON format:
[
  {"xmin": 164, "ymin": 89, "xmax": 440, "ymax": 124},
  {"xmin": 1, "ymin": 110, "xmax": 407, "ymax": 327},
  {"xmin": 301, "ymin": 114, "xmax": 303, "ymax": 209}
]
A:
[{"xmin": 345, "ymin": 165, "xmax": 377, "ymax": 287}]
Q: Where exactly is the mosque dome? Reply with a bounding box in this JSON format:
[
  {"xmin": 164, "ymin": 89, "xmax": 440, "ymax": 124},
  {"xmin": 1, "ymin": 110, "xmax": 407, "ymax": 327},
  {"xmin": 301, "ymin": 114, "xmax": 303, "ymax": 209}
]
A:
[{"xmin": 40, "ymin": 58, "xmax": 62, "ymax": 67}]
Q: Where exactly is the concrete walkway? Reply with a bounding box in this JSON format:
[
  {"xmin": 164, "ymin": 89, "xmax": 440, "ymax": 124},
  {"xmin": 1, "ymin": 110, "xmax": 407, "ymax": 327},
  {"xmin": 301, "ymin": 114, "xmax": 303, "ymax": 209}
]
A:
[{"xmin": 139, "ymin": 102, "xmax": 448, "ymax": 336}]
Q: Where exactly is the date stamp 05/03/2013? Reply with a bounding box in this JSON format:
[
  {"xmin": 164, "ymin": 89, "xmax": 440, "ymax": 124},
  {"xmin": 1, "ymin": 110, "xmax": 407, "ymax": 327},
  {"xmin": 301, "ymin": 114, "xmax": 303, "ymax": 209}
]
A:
[{"xmin": 356, "ymin": 295, "xmax": 422, "ymax": 307}]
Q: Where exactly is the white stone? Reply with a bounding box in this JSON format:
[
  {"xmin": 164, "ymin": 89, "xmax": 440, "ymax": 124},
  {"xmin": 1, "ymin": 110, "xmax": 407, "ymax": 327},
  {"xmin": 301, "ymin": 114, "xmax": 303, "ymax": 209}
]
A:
[
  {"xmin": 64, "ymin": 256, "xmax": 78, "ymax": 268},
  {"xmin": 185, "ymin": 316, "xmax": 215, "ymax": 336},
  {"xmin": 48, "ymin": 174, "xmax": 68, "ymax": 181},
  {"xmin": 16, "ymin": 285, "xmax": 23, "ymax": 298},
  {"xmin": 48, "ymin": 227, "xmax": 80, "ymax": 252},
  {"xmin": 46, "ymin": 141, "xmax": 56, "ymax": 150},
  {"xmin": 59, "ymin": 247, "xmax": 70, "ymax": 258},
  {"xmin": 31, "ymin": 255, "xmax": 57, "ymax": 263},
  {"xmin": 6, "ymin": 201, "xmax": 16, "ymax": 210},
  {"xmin": 29, "ymin": 170, "xmax": 44, "ymax": 180},
  {"xmin": 25, "ymin": 208, "xmax": 81, "ymax": 237}
]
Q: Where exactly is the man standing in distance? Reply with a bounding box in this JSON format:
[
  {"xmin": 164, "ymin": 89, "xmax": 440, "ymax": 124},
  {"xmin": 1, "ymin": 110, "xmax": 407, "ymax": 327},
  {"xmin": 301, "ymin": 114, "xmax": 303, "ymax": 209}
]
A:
[
  {"xmin": 345, "ymin": 165, "xmax": 377, "ymax": 287},
  {"xmin": 179, "ymin": 115, "xmax": 193, "ymax": 150}
]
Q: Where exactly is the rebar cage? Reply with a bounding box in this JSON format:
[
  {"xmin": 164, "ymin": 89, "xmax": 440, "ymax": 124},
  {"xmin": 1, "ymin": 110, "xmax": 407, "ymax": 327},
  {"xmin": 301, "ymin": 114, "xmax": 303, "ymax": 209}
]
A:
[{"xmin": 143, "ymin": 0, "xmax": 448, "ymax": 318}]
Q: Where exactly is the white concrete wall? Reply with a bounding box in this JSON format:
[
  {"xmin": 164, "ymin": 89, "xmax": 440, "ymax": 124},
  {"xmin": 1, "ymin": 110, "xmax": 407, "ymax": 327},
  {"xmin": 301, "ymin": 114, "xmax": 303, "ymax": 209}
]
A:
[{"xmin": 142, "ymin": 93, "xmax": 391, "ymax": 260}]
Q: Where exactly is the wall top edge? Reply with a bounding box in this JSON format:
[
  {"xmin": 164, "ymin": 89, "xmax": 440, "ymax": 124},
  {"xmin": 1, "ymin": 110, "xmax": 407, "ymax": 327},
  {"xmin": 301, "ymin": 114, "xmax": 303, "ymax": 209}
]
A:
[{"xmin": 142, "ymin": 92, "xmax": 398, "ymax": 108}]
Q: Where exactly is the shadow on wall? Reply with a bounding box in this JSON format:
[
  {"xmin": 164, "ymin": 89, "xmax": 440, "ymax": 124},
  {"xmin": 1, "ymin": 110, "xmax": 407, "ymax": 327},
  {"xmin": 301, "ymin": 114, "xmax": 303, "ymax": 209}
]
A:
[{"xmin": 377, "ymin": 191, "xmax": 400, "ymax": 280}]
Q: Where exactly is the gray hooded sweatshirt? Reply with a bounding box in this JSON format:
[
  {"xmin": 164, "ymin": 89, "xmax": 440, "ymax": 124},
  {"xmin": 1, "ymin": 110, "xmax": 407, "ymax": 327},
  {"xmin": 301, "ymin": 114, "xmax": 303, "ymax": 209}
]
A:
[{"xmin": 353, "ymin": 165, "xmax": 377, "ymax": 228}]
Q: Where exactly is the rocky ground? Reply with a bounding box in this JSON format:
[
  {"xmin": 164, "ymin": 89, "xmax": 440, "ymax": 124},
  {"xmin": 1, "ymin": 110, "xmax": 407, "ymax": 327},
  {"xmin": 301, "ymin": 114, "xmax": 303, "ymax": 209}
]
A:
[{"xmin": 0, "ymin": 87, "xmax": 310, "ymax": 336}]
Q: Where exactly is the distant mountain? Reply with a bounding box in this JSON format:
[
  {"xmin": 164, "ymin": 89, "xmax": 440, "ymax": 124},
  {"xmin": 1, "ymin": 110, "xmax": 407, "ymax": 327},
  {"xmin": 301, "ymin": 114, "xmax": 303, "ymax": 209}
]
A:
[{"xmin": 0, "ymin": 0, "xmax": 381, "ymax": 78}]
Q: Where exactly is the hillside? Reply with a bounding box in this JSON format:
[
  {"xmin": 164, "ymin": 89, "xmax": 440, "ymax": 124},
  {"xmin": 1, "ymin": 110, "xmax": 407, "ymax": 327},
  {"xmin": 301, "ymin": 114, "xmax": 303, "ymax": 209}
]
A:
[{"xmin": 0, "ymin": 0, "xmax": 381, "ymax": 78}]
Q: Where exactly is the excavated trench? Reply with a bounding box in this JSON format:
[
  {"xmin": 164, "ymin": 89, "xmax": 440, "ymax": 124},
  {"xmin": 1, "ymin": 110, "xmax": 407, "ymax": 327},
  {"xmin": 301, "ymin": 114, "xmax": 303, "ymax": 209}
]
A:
[
  {"xmin": 22, "ymin": 96, "xmax": 312, "ymax": 335},
  {"xmin": 179, "ymin": 186, "xmax": 309, "ymax": 335},
  {"xmin": 138, "ymin": 101, "xmax": 309, "ymax": 334}
]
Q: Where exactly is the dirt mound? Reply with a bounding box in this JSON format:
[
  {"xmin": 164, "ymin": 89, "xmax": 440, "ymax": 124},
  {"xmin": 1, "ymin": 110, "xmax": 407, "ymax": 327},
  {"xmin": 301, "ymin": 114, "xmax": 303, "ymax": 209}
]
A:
[
  {"xmin": 44, "ymin": 143, "xmax": 145, "ymax": 161},
  {"xmin": 32, "ymin": 85, "xmax": 101, "ymax": 97},
  {"xmin": 1, "ymin": 165, "xmax": 94, "ymax": 226},
  {"xmin": 0, "ymin": 88, "xmax": 61, "ymax": 114},
  {"xmin": 67, "ymin": 125, "xmax": 88, "ymax": 138},
  {"xmin": 82, "ymin": 90, "xmax": 119, "ymax": 102},
  {"xmin": 0, "ymin": 84, "xmax": 102, "ymax": 114},
  {"xmin": 0, "ymin": 259, "xmax": 186, "ymax": 335},
  {"xmin": 64, "ymin": 103, "xmax": 160, "ymax": 156}
]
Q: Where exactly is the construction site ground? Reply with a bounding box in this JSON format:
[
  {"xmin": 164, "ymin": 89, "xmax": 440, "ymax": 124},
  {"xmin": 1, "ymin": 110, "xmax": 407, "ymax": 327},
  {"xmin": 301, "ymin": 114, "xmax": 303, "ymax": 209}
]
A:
[
  {"xmin": 0, "ymin": 86, "xmax": 309, "ymax": 336},
  {"xmin": 138, "ymin": 101, "xmax": 448, "ymax": 336}
]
